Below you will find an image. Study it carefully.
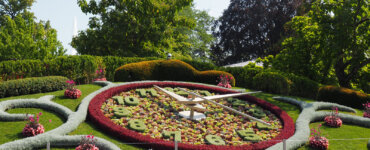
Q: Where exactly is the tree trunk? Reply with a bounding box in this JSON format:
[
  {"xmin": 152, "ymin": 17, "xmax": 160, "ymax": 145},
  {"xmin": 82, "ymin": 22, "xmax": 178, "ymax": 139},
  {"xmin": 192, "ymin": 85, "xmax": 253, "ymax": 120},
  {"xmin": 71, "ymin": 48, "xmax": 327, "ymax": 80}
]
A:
[{"xmin": 334, "ymin": 57, "xmax": 352, "ymax": 88}]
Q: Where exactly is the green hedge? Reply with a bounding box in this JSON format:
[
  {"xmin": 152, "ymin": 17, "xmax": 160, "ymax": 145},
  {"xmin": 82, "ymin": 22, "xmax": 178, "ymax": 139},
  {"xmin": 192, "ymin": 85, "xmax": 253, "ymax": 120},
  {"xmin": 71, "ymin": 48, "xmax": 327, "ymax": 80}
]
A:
[
  {"xmin": 317, "ymin": 85, "xmax": 370, "ymax": 109},
  {"xmin": 252, "ymin": 71, "xmax": 291, "ymax": 95},
  {"xmin": 0, "ymin": 76, "xmax": 68, "ymax": 98},
  {"xmin": 114, "ymin": 59, "xmax": 235, "ymax": 86},
  {"xmin": 284, "ymin": 73, "xmax": 321, "ymax": 99},
  {"xmin": 181, "ymin": 59, "xmax": 217, "ymax": 71},
  {"xmin": 221, "ymin": 67, "xmax": 263, "ymax": 89},
  {"xmin": 0, "ymin": 59, "xmax": 45, "ymax": 80}
]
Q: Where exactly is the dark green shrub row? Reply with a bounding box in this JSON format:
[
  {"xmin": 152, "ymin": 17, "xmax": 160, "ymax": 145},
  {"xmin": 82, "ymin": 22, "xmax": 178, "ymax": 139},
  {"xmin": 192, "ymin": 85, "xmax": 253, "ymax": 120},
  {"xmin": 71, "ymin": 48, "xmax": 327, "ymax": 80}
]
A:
[
  {"xmin": 221, "ymin": 67, "xmax": 320, "ymax": 97},
  {"xmin": 252, "ymin": 71, "xmax": 291, "ymax": 95},
  {"xmin": 0, "ymin": 76, "xmax": 68, "ymax": 98},
  {"xmin": 114, "ymin": 59, "xmax": 235, "ymax": 86},
  {"xmin": 317, "ymin": 85, "xmax": 370, "ymax": 109},
  {"xmin": 181, "ymin": 59, "xmax": 218, "ymax": 71}
]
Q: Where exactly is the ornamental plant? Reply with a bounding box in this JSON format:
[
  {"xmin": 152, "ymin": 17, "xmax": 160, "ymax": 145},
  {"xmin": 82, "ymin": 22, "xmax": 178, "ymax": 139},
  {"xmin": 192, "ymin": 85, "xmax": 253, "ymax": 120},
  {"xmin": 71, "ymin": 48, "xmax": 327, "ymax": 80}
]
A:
[
  {"xmin": 217, "ymin": 74, "xmax": 232, "ymax": 88},
  {"xmin": 93, "ymin": 65, "xmax": 107, "ymax": 81},
  {"xmin": 363, "ymin": 102, "xmax": 370, "ymax": 118},
  {"xmin": 76, "ymin": 134, "xmax": 99, "ymax": 150},
  {"xmin": 324, "ymin": 106, "xmax": 342, "ymax": 127},
  {"xmin": 22, "ymin": 112, "xmax": 45, "ymax": 137},
  {"xmin": 64, "ymin": 80, "xmax": 82, "ymax": 99},
  {"xmin": 309, "ymin": 124, "xmax": 329, "ymax": 150}
]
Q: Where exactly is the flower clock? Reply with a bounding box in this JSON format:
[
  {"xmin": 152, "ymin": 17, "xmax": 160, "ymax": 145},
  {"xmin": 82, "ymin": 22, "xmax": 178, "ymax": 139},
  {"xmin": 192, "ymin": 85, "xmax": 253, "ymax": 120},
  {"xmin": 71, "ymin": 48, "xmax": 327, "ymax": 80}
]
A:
[
  {"xmin": 89, "ymin": 81, "xmax": 295, "ymax": 149},
  {"xmin": 65, "ymin": 80, "xmax": 82, "ymax": 99},
  {"xmin": 324, "ymin": 107, "xmax": 342, "ymax": 127},
  {"xmin": 22, "ymin": 112, "xmax": 45, "ymax": 137},
  {"xmin": 309, "ymin": 124, "xmax": 329, "ymax": 150}
]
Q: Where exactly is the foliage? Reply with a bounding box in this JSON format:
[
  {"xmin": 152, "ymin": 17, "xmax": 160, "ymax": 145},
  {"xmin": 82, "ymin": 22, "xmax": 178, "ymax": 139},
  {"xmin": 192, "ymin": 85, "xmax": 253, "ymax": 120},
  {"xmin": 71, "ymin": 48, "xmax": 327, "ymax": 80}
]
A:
[
  {"xmin": 181, "ymin": 59, "xmax": 217, "ymax": 71},
  {"xmin": 317, "ymin": 85, "xmax": 370, "ymax": 109},
  {"xmin": 0, "ymin": 0, "xmax": 65, "ymax": 61},
  {"xmin": 211, "ymin": 0, "xmax": 305, "ymax": 65},
  {"xmin": 324, "ymin": 107, "xmax": 342, "ymax": 127},
  {"xmin": 221, "ymin": 67, "xmax": 263, "ymax": 89},
  {"xmin": 0, "ymin": 0, "xmax": 35, "ymax": 23},
  {"xmin": 309, "ymin": 124, "xmax": 329, "ymax": 150},
  {"xmin": 76, "ymin": 134, "xmax": 98, "ymax": 150},
  {"xmin": 284, "ymin": 73, "xmax": 320, "ymax": 99},
  {"xmin": 252, "ymin": 71, "xmax": 292, "ymax": 95},
  {"xmin": 273, "ymin": 0, "xmax": 370, "ymax": 88},
  {"xmin": 114, "ymin": 59, "xmax": 235, "ymax": 86},
  {"xmin": 73, "ymin": 0, "xmax": 194, "ymax": 58},
  {"xmin": 176, "ymin": 6, "xmax": 215, "ymax": 60},
  {"xmin": 0, "ymin": 76, "xmax": 68, "ymax": 98}
]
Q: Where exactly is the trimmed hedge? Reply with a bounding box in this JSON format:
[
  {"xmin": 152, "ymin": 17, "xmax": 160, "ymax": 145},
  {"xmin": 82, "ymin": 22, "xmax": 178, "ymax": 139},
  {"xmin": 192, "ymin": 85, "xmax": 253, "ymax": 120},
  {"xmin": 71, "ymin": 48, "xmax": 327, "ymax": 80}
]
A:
[
  {"xmin": 88, "ymin": 81, "xmax": 295, "ymax": 150},
  {"xmin": 317, "ymin": 85, "xmax": 370, "ymax": 109},
  {"xmin": 0, "ymin": 59, "xmax": 45, "ymax": 79},
  {"xmin": 114, "ymin": 60, "xmax": 236, "ymax": 86},
  {"xmin": 221, "ymin": 67, "xmax": 263, "ymax": 89},
  {"xmin": 102, "ymin": 56, "xmax": 160, "ymax": 81},
  {"xmin": 285, "ymin": 73, "xmax": 320, "ymax": 99},
  {"xmin": 181, "ymin": 59, "xmax": 217, "ymax": 71},
  {"xmin": 252, "ymin": 72, "xmax": 292, "ymax": 95},
  {"xmin": 0, "ymin": 76, "xmax": 68, "ymax": 98}
]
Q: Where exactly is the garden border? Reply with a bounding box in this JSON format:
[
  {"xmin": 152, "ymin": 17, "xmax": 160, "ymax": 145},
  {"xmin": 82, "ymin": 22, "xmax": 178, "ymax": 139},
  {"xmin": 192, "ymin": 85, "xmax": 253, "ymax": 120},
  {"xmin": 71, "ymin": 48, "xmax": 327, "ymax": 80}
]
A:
[{"xmin": 88, "ymin": 81, "xmax": 295, "ymax": 150}]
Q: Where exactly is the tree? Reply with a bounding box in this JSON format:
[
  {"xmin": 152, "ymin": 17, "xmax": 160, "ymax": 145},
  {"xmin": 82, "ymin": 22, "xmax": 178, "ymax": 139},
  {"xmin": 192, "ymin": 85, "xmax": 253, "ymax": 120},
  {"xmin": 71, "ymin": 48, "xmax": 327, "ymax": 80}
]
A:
[
  {"xmin": 0, "ymin": 1, "xmax": 65, "ymax": 61},
  {"xmin": 0, "ymin": 0, "xmax": 35, "ymax": 24},
  {"xmin": 272, "ymin": 0, "xmax": 369, "ymax": 88},
  {"xmin": 211, "ymin": 0, "xmax": 304, "ymax": 65},
  {"xmin": 72, "ymin": 0, "xmax": 194, "ymax": 58},
  {"xmin": 176, "ymin": 6, "xmax": 215, "ymax": 61}
]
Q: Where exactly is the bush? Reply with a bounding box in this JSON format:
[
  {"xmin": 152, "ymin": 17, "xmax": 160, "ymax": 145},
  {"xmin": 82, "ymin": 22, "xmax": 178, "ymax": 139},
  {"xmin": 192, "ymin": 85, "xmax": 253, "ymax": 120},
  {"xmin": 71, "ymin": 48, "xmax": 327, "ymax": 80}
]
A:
[
  {"xmin": 0, "ymin": 76, "xmax": 68, "ymax": 98},
  {"xmin": 317, "ymin": 85, "xmax": 370, "ymax": 109},
  {"xmin": 252, "ymin": 71, "xmax": 291, "ymax": 95},
  {"xmin": 181, "ymin": 59, "xmax": 217, "ymax": 71},
  {"xmin": 285, "ymin": 73, "xmax": 321, "ymax": 99},
  {"xmin": 0, "ymin": 59, "xmax": 45, "ymax": 80},
  {"xmin": 102, "ymin": 56, "xmax": 160, "ymax": 81},
  {"xmin": 114, "ymin": 59, "xmax": 235, "ymax": 86},
  {"xmin": 221, "ymin": 67, "xmax": 263, "ymax": 89}
]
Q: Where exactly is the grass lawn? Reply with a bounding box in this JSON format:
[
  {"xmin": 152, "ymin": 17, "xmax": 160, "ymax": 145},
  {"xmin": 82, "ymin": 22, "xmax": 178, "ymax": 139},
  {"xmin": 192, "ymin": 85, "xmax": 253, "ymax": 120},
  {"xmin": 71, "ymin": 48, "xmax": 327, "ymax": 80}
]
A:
[{"xmin": 0, "ymin": 84, "xmax": 368, "ymax": 150}]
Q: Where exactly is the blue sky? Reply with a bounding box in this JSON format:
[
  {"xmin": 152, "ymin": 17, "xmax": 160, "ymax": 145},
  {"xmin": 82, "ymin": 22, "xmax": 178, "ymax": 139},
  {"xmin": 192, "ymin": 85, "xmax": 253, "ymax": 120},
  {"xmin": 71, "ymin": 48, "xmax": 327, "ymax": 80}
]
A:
[{"xmin": 31, "ymin": 0, "xmax": 230, "ymax": 55}]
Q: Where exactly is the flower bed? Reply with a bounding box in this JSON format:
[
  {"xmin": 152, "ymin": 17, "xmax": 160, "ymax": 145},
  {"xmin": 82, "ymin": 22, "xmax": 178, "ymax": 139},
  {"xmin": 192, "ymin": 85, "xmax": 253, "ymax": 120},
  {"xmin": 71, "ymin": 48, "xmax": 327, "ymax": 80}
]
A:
[{"xmin": 88, "ymin": 82, "xmax": 295, "ymax": 150}]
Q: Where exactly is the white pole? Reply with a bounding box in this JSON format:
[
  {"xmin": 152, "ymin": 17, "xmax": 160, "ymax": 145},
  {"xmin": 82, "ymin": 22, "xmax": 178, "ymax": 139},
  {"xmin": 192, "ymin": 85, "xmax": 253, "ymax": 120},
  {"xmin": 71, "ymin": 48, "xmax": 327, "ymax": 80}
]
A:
[
  {"xmin": 174, "ymin": 141, "xmax": 178, "ymax": 150},
  {"xmin": 283, "ymin": 139, "xmax": 286, "ymax": 150},
  {"xmin": 46, "ymin": 142, "xmax": 50, "ymax": 150}
]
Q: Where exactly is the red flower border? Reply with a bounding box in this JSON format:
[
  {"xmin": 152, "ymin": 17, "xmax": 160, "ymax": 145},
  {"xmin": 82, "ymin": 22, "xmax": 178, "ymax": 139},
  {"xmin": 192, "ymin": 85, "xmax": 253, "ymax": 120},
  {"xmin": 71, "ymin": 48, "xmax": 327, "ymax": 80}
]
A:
[{"xmin": 88, "ymin": 82, "xmax": 295, "ymax": 150}]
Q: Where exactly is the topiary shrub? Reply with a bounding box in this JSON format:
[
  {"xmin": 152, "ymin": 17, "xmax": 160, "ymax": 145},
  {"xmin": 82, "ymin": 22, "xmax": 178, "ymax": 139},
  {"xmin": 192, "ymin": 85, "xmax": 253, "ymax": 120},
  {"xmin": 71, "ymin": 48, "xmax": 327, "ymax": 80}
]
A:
[
  {"xmin": 317, "ymin": 85, "xmax": 370, "ymax": 109},
  {"xmin": 252, "ymin": 71, "xmax": 291, "ymax": 95},
  {"xmin": 114, "ymin": 60, "xmax": 235, "ymax": 86},
  {"xmin": 221, "ymin": 67, "xmax": 263, "ymax": 89},
  {"xmin": 0, "ymin": 76, "xmax": 68, "ymax": 98},
  {"xmin": 0, "ymin": 59, "xmax": 45, "ymax": 80},
  {"xmin": 102, "ymin": 56, "xmax": 160, "ymax": 81}
]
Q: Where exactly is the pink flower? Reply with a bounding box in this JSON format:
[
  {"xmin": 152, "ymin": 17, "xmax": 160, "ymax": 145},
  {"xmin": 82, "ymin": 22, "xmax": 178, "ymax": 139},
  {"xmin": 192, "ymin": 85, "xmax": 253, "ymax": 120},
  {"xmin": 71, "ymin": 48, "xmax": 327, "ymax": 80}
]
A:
[
  {"xmin": 49, "ymin": 119, "xmax": 52, "ymax": 123},
  {"xmin": 39, "ymin": 112, "xmax": 42, "ymax": 116}
]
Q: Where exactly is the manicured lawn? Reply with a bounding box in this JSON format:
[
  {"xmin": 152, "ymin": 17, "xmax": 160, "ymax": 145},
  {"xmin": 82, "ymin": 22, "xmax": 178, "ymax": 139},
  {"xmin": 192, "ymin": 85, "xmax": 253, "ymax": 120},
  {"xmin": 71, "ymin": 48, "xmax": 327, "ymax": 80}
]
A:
[{"xmin": 0, "ymin": 84, "xmax": 368, "ymax": 149}]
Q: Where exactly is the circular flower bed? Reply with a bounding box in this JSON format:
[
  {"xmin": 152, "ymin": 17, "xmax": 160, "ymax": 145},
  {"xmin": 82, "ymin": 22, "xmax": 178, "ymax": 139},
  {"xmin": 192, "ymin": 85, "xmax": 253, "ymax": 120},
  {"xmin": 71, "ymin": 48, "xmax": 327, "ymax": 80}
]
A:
[
  {"xmin": 64, "ymin": 89, "xmax": 82, "ymax": 99},
  {"xmin": 22, "ymin": 124, "xmax": 45, "ymax": 137},
  {"xmin": 88, "ymin": 82, "xmax": 295, "ymax": 150},
  {"xmin": 324, "ymin": 116, "xmax": 342, "ymax": 127},
  {"xmin": 309, "ymin": 136, "xmax": 329, "ymax": 150}
]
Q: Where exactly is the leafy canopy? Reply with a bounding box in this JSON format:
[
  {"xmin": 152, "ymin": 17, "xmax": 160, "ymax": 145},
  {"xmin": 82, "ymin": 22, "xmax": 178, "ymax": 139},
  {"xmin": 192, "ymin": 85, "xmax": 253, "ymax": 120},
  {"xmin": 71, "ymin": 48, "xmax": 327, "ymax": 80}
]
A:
[
  {"xmin": 271, "ymin": 0, "xmax": 369, "ymax": 88},
  {"xmin": 211, "ymin": 0, "xmax": 304, "ymax": 65},
  {"xmin": 72, "ymin": 0, "xmax": 195, "ymax": 59},
  {"xmin": 0, "ymin": 0, "xmax": 65, "ymax": 61}
]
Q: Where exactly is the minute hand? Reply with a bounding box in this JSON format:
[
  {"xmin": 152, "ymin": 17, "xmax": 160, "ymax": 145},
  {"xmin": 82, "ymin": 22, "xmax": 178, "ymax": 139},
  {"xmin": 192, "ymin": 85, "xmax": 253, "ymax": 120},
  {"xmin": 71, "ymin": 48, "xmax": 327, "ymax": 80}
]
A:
[
  {"xmin": 178, "ymin": 88, "xmax": 271, "ymax": 126},
  {"xmin": 153, "ymin": 85, "xmax": 189, "ymax": 102}
]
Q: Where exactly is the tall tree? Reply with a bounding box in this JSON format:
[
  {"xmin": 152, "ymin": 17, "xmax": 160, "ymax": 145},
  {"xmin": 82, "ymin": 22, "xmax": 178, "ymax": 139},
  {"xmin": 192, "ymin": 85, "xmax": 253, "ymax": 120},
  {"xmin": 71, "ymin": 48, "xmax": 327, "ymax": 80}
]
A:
[
  {"xmin": 72, "ymin": 0, "xmax": 194, "ymax": 58},
  {"xmin": 211, "ymin": 0, "xmax": 304, "ymax": 65},
  {"xmin": 176, "ymin": 6, "xmax": 215, "ymax": 61},
  {"xmin": 273, "ymin": 0, "xmax": 369, "ymax": 88},
  {"xmin": 0, "ymin": 0, "xmax": 65, "ymax": 61},
  {"xmin": 0, "ymin": 0, "xmax": 35, "ymax": 24}
]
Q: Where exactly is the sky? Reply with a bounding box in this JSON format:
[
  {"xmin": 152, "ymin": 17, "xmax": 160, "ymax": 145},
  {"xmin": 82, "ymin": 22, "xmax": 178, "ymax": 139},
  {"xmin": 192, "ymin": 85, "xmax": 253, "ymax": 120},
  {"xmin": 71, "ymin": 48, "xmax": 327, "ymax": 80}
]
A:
[{"xmin": 30, "ymin": 0, "xmax": 230, "ymax": 55}]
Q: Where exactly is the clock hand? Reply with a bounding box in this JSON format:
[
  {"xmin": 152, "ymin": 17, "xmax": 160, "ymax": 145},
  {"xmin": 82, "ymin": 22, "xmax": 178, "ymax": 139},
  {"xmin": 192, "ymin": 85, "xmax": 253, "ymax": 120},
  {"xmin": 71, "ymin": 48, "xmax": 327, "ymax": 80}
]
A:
[
  {"xmin": 178, "ymin": 88, "xmax": 271, "ymax": 126},
  {"xmin": 153, "ymin": 85, "xmax": 188, "ymax": 102},
  {"xmin": 192, "ymin": 91, "xmax": 261, "ymax": 102}
]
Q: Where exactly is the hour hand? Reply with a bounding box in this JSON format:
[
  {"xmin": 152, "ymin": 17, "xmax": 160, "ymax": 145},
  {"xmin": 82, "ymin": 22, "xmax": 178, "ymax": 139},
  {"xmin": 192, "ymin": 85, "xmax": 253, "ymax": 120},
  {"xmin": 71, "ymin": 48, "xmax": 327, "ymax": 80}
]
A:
[{"xmin": 153, "ymin": 85, "xmax": 189, "ymax": 102}]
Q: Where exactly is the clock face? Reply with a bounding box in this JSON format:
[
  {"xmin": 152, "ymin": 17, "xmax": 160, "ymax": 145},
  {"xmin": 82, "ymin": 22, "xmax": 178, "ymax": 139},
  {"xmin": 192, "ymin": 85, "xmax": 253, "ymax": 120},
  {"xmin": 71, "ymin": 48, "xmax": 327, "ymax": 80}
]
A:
[{"xmin": 88, "ymin": 82, "xmax": 294, "ymax": 149}]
